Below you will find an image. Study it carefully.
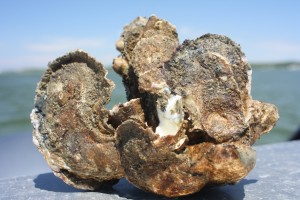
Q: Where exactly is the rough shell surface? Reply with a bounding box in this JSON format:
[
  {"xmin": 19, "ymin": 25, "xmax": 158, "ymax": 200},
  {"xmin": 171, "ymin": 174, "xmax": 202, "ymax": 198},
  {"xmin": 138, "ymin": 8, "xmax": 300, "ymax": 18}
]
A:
[
  {"xmin": 30, "ymin": 50, "xmax": 124, "ymax": 190},
  {"xmin": 115, "ymin": 32, "xmax": 279, "ymax": 197},
  {"xmin": 114, "ymin": 15, "xmax": 179, "ymax": 97},
  {"xmin": 113, "ymin": 15, "xmax": 180, "ymax": 130},
  {"xmin": 31, "ymin": 16, "xmax": 279, "ymax": 198},
  {"xmin": 117, "ymin": 120, "xmax": 256, "ymax": 197},
  {"xmin": 164, "ymin": 35, "xmax": 252, "ymax": 142}
]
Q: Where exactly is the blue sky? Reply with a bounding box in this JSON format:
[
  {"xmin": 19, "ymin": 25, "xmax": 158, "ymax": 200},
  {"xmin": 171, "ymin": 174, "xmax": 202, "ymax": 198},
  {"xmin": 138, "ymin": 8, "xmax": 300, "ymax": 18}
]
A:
[{"xmin": 0, "ymin": 0, "xmax": 299, "ymax": 71}]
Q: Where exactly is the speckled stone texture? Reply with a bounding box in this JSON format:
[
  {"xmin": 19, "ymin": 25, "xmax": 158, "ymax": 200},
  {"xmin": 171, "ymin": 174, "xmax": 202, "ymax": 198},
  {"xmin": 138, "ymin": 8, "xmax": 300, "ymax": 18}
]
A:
[{"xmin": 2, "ymin": 141, "xmax": 300, "ymax": 200}]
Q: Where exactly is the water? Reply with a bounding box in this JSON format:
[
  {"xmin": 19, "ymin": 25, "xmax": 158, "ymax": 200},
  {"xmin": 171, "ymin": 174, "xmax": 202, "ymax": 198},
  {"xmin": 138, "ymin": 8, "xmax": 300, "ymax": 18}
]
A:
[
  {"xmin": 252, "ymin": 68, "xmax": 300, "ymax": 144},
  {"xmin": 0, "ymin": 67, "xmax": 299, "ymax": 145},
  {"xmin": 0, "ymin": 68, "xmax": 127, "ymax": 136}
]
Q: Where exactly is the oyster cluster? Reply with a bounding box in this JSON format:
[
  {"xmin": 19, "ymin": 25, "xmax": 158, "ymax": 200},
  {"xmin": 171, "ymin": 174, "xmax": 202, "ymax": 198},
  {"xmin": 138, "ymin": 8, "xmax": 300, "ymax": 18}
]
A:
[{"xmin": 31, "ymin": 16, "xmax": 279, "ymax": 197}]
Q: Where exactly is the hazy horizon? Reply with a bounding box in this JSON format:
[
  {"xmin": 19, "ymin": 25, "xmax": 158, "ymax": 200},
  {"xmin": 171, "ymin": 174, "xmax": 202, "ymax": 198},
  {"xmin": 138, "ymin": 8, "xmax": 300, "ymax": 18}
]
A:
[{"xmin": 2, "ymin": 60, "xmax": 300, "ymax": 73}]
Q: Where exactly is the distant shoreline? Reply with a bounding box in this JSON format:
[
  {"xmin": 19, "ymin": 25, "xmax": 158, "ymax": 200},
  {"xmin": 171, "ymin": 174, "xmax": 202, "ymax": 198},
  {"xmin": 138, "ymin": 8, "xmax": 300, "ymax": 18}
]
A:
[
  {"xmin": 251, "ymin": 61, "xmax": 300, "ymax": 69},
  {"xmin": 1, "ymin": 61, "xmax": 300, "ymax": 74}
]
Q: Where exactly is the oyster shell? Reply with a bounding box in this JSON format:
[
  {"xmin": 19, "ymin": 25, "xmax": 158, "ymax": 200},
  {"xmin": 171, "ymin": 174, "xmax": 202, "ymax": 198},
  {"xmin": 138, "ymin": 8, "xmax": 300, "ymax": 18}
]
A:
[
  {"xmin": 113, "ymin": 15, "xmax": 179, "ymax": 130},
  {"xmin": 31, "ymin": 16, "xmax": 279, "ymax": 197},
  {"xmin": 117, "ymin": 120, "xmax": 256, "ymax": 197},
  {"xmin": 113, "ymin": 15, "xmax": 178, "ymax": 95},
  {"xmin": 30, "ymin": 50, "xmax": 124, "ymax": 190},
  {"xmin": 116, "ymin": 33, "xmax": 279, "ymax": 197}
]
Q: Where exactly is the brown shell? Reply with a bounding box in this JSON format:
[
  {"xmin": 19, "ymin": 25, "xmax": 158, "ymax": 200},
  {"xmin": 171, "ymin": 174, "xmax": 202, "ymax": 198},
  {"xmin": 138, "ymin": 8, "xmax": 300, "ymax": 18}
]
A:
[
  {"xmin": 115, "ymin": 34, "xmax": 279, "ymax": 197},
  {"xmin": 117, "ymin": 119, "xmax": 256, "ymax": 197},
  {"xmin": 31, "ymin": 16, "xmax": 279, "ymax": 198},
  {"xmin": 31, "ymin": 50, "xmax": 124, "ymax": 190},
  {"xmin": 114, "ymin": 15, "xmax": 179, "ymax": 99},
  {"xmin": 164, "ymin": 35, "xmax": 250, "ymax": 142}
]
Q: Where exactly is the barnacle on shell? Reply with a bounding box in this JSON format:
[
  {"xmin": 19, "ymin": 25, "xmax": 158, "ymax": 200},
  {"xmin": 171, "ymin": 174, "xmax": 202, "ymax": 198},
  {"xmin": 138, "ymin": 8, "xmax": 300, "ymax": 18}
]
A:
[{"xmin": 31, "ymin": 16, "xmax": 279, "ymax": 197}]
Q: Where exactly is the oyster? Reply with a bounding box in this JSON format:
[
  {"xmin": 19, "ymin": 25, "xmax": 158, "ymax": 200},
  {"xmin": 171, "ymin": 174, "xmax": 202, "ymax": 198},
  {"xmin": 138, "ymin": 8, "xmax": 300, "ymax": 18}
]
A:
[
  {"xmin": 113, "ymin": 15, "xmax": 180, "ymax": 130},
  {"xmin": 31, "ymin": 16, "xmax": 279, "ymax": 197},
  {"xmin": 30, "ymin": 50, "xmax": 124, "ymax": 190},
  {"xmin": 116, "ymin": 33, "xmax": 279, "ymax": 197},
  {"xmin": 113, "ymin": 15, "xmax": 178, "ymax": 96}
]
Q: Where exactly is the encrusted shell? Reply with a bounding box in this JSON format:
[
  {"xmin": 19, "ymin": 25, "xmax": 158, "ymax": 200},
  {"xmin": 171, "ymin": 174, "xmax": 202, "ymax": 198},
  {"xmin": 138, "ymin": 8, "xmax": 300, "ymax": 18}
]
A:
[
  {"xmin": 117, "ymin": 120, "xmax": 256, "ymax": 197},
  {"xmin": 30, "ymin": 50, "xmax": 124, "ymax": 190},
  {"xmin": 115, "ymin": 32, "xmax": 279, "ymax": 197},
  {"xmin": 31, "ymin": 16, "xmax": 279, "ymax": 198},
  {"xmin": 113, "ymin": 15, "xmax": 179, "ymax": 98}
]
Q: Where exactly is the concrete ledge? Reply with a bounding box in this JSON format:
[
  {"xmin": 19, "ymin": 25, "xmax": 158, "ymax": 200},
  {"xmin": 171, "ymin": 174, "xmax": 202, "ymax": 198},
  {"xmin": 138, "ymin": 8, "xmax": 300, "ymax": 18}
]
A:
[{"xmin": 1, "ymin": 141, "xmax": 300, "ymax": 199}]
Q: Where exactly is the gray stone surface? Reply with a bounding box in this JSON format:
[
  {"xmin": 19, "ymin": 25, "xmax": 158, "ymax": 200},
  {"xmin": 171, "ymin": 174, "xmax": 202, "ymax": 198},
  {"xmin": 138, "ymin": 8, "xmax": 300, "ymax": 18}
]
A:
[
  {"xmin": 0, "ymin": 132, "xmax": 50, "ymax": 179},
  {"xmin": 1, "ymin": 141, "xmax": 300, "ymax": 200}
]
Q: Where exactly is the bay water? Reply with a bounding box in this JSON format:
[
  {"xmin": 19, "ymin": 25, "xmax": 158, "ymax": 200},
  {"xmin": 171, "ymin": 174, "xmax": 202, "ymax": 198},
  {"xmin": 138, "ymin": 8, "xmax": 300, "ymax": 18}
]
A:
[{"xmin": 0, "ymin": 67, "xmax": 299, "ymax": 145}]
